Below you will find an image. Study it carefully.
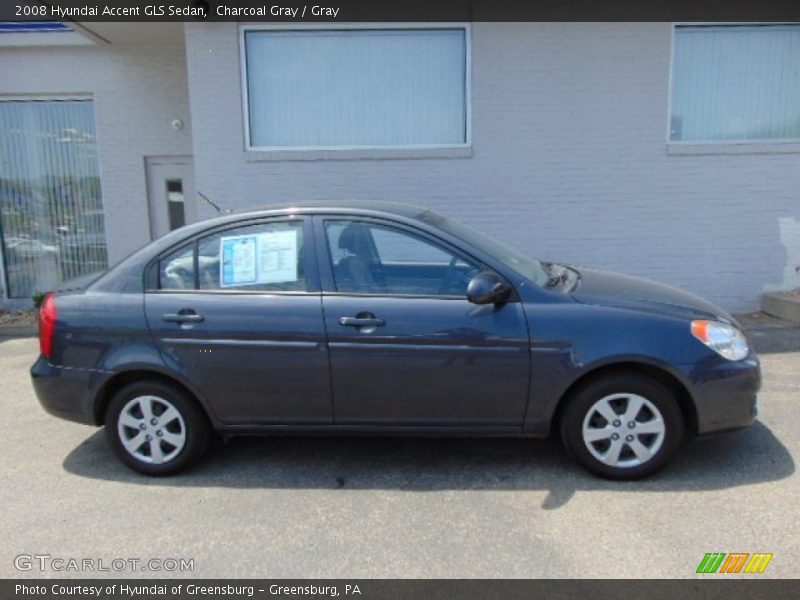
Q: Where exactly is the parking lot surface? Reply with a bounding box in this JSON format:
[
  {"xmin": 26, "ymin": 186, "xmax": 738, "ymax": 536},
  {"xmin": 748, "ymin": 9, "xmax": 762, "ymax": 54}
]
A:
[{"xmin": 1, "ymin": 319, "xmax": 797, "ymax": 578}]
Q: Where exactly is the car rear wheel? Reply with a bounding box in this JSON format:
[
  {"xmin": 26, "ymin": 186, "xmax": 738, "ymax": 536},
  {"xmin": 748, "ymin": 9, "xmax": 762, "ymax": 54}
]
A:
[
  {"xmin": 104, "ymin": 380, "xmax": 211, "ymax": 475},
  {"xmin": 560, "ymin": 373, "xmax": 684, "ymax": 480}
]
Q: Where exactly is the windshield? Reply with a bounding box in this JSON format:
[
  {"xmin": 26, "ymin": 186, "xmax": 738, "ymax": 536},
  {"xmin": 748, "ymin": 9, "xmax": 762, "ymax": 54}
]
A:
[{"xmin": 418, "ymin": 210, "xmax": 549, "ymax": 286}]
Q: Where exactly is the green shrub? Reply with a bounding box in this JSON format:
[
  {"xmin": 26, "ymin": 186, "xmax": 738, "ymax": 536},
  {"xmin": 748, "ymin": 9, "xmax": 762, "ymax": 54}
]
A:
[{"xmin": 32, "ymin": 291, "xmax": 46, "ymax": 309}]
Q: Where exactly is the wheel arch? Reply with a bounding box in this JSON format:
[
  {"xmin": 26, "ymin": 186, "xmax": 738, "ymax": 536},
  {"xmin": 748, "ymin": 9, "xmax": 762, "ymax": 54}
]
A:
[
  {"xmin": 93, "ymin": 369, "xmax": 216, "ymax": 427},
  {"xmin": 550, "ymin": 361, "xmax": 698, "ymax": 437}
]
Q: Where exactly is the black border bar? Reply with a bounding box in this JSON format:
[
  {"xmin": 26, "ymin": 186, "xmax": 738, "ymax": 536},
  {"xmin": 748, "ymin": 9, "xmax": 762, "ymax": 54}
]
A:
[
  {"xmin": 3, "ymin": 1, "xmax": 800, "ymax": 23},
  {"xmin": 5, "ymin": 579, "xmax": 800, "ymax": 600}
]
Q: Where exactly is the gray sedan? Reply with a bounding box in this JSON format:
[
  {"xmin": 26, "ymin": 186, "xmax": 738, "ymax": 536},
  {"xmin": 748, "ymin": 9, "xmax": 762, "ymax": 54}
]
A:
[{"xmin": 31, "ymin": 202, "xmax": 760, "ymax": 479}]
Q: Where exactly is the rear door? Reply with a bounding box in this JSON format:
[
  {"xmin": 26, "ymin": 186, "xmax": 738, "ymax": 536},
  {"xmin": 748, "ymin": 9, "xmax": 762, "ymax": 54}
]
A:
[
  {"xmin": 315, "ymin": 216, "xmax": 531, "ymax": 427},
  {"xmin": 144, "ymin": 216, "xmax": 332, "ymax": 425}
]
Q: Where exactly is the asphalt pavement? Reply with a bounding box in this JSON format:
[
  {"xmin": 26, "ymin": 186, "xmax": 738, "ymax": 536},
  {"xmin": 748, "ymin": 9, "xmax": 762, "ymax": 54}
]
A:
[{"xmin": 0, "ymin": 318, "xmax": 797, "ymax": 578}]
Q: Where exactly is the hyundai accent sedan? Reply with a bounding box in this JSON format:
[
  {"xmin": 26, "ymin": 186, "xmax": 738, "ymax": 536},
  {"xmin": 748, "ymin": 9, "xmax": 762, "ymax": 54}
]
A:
[{"xmin": 31, "ymin": 202, "xmax": 760, "ymax": 479}]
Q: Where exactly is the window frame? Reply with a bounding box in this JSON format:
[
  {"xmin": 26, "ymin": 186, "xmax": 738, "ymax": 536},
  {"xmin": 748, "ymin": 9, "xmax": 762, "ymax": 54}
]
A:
[
  {"xmin": 667, "ymin": 22, "xmax": 800, "ymax": 151},
  {"xmin": 239, "ymin": 23, "xmax": 472, "ymax": 156},
  {"xmin": 314, "ymin": 215, "xmax": 511, "ymax": 301},
  {"xmin": 145, "ymin": 215, "xmax": 319, "ymax": 295}
]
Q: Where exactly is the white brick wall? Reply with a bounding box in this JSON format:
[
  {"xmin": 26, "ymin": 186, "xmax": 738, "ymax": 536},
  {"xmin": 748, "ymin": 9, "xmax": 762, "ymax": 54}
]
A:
[
  {"xmin": 3, "ymin": 23, "xmax": 798, "ymax": 311},
  {"xmin": 0, "ymin": 42, "xmax": 193, "ymax": 265},
  {"xmin": 184, "ymin": 22, "xmax": 800, "ymax": 312}
]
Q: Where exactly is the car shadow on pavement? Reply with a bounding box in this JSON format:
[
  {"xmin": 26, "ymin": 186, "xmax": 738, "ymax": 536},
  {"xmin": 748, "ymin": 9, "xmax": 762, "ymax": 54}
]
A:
[{"xmin": 63, "ymin": 421, "xmax": 793, "ymax": 510}]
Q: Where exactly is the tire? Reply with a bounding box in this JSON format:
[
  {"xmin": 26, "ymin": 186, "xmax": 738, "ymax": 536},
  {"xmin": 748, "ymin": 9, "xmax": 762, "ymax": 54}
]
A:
[
  {"xmin": 104, "ymin": 380, "xmax": 212, "ymax": 475},
  {"xmin": 560, "ymin": 373, "xmax": 684, "ymax": 480}
]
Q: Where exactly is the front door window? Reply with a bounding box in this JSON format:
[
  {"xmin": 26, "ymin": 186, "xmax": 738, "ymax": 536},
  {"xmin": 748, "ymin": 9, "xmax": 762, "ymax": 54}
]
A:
[{"xmin": 325, "ymin": 220, "xmax": 479, "ymax": 297}]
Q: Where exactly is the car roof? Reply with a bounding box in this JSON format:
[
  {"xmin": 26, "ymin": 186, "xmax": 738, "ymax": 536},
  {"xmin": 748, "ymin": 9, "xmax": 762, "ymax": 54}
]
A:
[
  {"xmin": 161, "ymin": 200, "xmax": 438, "ymax": 256},
  {"xmin": 225, "ymin": 200, "xmax": 430, "ymax": 220},
  {"xmin": 88, "ymin": 201, "xmax": 442, "ymax": 293}
]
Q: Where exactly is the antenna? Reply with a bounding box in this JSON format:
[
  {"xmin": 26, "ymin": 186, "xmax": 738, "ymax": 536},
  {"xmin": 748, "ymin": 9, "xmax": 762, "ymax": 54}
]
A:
[{"xmin": 197, "ymin": 191, "xmax": 231, "ymax": 214}]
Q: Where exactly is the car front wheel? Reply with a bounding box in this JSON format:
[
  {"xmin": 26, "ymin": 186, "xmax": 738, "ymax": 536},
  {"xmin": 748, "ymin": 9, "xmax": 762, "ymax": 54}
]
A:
[
  {"xmin": 104, "ymin": 380, "xmax": 211, "ymax": 475},
  {"xmin": 560, "ymin": 373, "xmax": 684, "ymax": 480}
]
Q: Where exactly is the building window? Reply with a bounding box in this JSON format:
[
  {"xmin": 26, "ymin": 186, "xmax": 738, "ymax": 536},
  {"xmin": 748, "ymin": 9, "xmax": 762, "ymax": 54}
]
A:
[
  {"xmin": 242, "ymin": 26, "xmax": 469, "ymax": 150},
  {"xmin": 670, "ymin": 24, "xmax": 800, "ymax": 142},
  {"xmin": 0, "ymin": 99, "xmax": 107, "ymax": 299},
  {"xmin": 165, "ymin": 179, "xmax": 186, "ymax": 231}
]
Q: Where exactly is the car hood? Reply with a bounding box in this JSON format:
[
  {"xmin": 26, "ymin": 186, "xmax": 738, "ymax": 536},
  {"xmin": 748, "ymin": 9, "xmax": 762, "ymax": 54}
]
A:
[{"xmin": 570, "ymin": 267, "xmax": 735, "ymax": 324}]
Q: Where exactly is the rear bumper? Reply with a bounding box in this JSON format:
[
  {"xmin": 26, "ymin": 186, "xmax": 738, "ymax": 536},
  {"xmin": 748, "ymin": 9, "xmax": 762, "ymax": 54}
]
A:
[
  {"xmin": 683, "ymin": 354, "xmax": 761, "ymax": 435},
  {"xmin": 30, "ymin": 356, "xmax": 101, "ymax": 426}
]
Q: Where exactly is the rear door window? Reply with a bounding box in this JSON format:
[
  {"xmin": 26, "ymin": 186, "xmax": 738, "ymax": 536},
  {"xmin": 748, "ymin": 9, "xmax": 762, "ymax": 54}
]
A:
[
  {"xmin": 197, "ymin": 221, "xmax": 305, "ymax": 292},
  {"xmin": 159, "ymin": 244, "xmax": 195, "ymax": 290},
  {"xmin": 155, "ymin": 220, "xmax": 306, "ymax": 292}
]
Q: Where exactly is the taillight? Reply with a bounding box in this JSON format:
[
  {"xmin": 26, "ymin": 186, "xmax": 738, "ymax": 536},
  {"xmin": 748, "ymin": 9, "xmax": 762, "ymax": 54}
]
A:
[{"xmin": 39, "ymin": 293, "xmax": 57, "ymax": 359}]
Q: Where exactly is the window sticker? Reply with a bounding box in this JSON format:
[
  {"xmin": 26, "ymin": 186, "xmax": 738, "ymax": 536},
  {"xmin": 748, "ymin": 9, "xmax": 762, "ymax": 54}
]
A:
[
  {"xmin": 256, "ymin": 229, "xmax": 298, "ymax": 284},
  {"xmin": 220, "ymin": 235, "xmax": 257, "ymax": 287},
  {"xmin": 220, "ymin": 229, "xmax": 298, "ymax": 288}
]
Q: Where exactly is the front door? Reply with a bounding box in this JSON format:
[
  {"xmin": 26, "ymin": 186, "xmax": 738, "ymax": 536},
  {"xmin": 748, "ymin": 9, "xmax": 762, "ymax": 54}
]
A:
[
  {"xmin": 144, "ymin": 216, "xmax": 332, "ymax": 425},
  {"xmin": 146, "ymin": 156, "xmax": 196, "ymax": 240},
  {"xmin": 316, "ymin": 217, "xmax": 531, "ymax": 427}
]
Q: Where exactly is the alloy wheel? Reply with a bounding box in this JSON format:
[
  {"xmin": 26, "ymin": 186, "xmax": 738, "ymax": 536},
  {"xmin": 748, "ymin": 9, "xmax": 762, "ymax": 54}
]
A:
[
  {"xmin": 116, "ymin": 395, "xmax": 186, "ymax": 464},
  {"xmin": 581, "ymin": 393, "xmax": 666, "ymax": 468}
]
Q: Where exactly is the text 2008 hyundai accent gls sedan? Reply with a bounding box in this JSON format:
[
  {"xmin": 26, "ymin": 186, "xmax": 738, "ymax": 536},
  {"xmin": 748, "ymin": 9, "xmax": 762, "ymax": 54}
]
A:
[{"xmin": 31, "ymin": 202, "xmax": 760, "ymax": 479}]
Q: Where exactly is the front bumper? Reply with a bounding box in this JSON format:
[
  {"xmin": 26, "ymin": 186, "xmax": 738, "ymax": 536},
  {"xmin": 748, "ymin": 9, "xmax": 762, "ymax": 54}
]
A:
[
  {"xmin": 30, "ymin": 356, "xmax": 101, "ymax": 426},
  {"xmin": 682, "ymin": 354, "xmax": 761, "ymax": 435}
]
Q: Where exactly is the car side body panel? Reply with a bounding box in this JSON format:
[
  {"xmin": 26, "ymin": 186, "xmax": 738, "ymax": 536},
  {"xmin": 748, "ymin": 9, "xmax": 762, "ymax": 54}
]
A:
[
  {"xmin": 145, "ymin": 291, "xmax": 333, "ymax": 425},
  {"xmin": 519, "ymin": 294, "xmax": 759, "ymax": 436},
  {"xmin": 31, "ymin": 290, "xmax": 169, "ymax": 425},
  {"xmin": 321, "ymin": 294, "xmax": 531, "ymax": 426},
  {"xmin": 30, "ymin": 202, "xmax": 760, "ymax": 444},
  {"xmin": 310, "ymin": 214, "xmax": 532, "ymax": 427}
]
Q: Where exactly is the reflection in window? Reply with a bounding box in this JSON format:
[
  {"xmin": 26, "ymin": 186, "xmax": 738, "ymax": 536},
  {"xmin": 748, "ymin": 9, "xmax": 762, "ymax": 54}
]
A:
[
  {"xmin": 159, "ymin": 244, "xmax": 194, "ymax": 291},
  {"xmin": 0, "ymin": 100, "xmax": 107, "ymax": 298}
]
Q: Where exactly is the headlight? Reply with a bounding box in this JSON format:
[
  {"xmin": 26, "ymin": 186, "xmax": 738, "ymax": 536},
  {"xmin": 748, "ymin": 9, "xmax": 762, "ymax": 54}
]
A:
[{"xmin": 691, "ymin": 320, "xmax": 749, "ymax": 361}]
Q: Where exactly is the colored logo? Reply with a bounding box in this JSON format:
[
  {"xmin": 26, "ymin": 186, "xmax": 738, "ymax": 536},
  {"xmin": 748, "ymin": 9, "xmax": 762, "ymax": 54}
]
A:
[{"xmin": 696, "ymin": 552, "xmax": 773, "ymax": 574}]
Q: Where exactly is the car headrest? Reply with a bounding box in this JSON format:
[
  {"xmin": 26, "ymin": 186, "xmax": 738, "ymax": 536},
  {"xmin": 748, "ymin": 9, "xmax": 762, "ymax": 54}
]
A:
[{"xmin": 338, "ymin": 223, "xmax": 371, "ymax": 255}]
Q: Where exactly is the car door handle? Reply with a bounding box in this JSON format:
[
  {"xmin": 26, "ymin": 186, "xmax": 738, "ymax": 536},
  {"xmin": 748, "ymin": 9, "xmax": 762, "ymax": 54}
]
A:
[
  {"xmin": 339, "ymin": 316, "xmax": 385, "ymax": 327},
  {"xmin": 163, "ymin": 311, "xmax": 204, "ymax": 324}
]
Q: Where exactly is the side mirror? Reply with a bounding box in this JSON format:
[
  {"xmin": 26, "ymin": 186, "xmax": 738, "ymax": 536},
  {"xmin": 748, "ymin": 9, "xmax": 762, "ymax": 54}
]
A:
[{"xmin": 467, "ymin": 271, "xmax": 512, "ymax": 305}]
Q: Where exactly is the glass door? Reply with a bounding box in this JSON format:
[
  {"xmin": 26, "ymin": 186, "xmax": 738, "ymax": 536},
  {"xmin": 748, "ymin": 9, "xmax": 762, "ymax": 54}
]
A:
[{"xmin": 0, "ymin": 99, "xmax": 107, "ymax": 298}]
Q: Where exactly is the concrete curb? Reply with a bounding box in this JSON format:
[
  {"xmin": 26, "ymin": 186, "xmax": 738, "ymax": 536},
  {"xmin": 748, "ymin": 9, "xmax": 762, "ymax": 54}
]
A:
[{"xmin": 762, "ymin": 292, "xmax": 800, "ymax": 324}]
